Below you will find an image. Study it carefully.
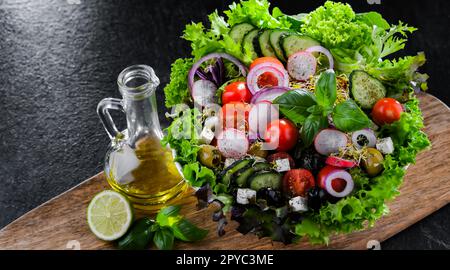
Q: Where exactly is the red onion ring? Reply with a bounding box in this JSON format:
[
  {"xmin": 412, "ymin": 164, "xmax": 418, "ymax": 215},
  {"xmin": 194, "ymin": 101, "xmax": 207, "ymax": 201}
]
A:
[
  {"xmin": 306, "ymin": 45, "xmax": 334, "ymax": 70},
  {"xmin": 324, "ymin": 169, "xmax": 354, "ymax": 197},
  {"xmin": 188, "ymin": 53, "xmax": 248, "ymax": 91},
  {"xmin": 250, "ymin": 86, "xmax": 290, "ymax": 104},
  {"xmin": 246, "ymin": 62, "xmax": 289, "ymax": 95}
]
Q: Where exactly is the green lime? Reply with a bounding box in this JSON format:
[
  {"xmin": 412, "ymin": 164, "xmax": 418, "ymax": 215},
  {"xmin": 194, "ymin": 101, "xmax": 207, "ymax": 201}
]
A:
[{"xmin": 87, "ymin": 190, "xmax": 133, "ymax": 241}]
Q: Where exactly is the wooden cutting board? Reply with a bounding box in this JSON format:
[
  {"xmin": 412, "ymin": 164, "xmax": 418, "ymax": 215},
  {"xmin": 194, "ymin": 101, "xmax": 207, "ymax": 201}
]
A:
[{"xmin": 0, "ymin": 93, "xmax": 449, "ymax": 250}]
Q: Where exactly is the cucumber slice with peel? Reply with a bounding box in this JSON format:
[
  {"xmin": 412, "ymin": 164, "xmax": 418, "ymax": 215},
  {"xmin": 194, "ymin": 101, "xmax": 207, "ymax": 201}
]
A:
[{"xmin": 349, "ymin": 70, "xmax": 387, "ymax": 109}]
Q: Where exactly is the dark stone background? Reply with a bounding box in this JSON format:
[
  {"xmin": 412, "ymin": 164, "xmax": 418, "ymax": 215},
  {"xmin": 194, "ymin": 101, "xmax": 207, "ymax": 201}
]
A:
[{"xmin": 0, "ymin": 0, "xmax": 448, "ymax": 249}]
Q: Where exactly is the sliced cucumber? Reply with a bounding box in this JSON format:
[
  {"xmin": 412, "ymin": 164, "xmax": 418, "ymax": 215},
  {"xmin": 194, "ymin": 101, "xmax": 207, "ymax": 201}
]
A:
[
  {"xmin": 280, "ymin": 34, "xmax": 320, "ymax": 59},
  {"xmin": 269, "ymin": 30, "xmax": 292, "ymax": 61},
  {"xmin": 349, "ymin": 70, "xmax": 387, "ymax": 109},
  {"xmin": 234, "ymin": 162, "xmax": 272, "ymax": 187},
  {"xmin": 229, "ymin": 23, "xmax": 255, "ymax": 45},
  {"xmin": 220, "ymin": 158, "xmax": 254, "ymax": 186},
  {"xmin": 258, "ymin": 30, "xmax": 276, "ymax": 57},
  {"xmin": 249, "ymin": 172, "xmax": 282, "ymax": 191},
  {"xmin": 242, "ymin": 29, "xmax": 260, "ymax": 60}
]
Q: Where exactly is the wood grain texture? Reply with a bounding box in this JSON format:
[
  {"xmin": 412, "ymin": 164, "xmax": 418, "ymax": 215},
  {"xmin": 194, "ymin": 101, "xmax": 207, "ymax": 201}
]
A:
[{"xmin": 0, "ymin": 93, "xmax": 449, "ymax": 250}]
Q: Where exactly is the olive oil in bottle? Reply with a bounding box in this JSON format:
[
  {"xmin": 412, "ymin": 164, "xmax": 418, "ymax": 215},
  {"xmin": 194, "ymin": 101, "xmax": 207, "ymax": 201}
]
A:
[{"xmin": 98, "ymin": 65, "xmax": 187, "ymax": 211}]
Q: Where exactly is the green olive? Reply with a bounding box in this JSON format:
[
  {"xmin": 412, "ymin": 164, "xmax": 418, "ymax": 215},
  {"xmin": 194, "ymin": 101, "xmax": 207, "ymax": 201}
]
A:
[
  {"xmin": 362, "ymin": 148, "xmax": 384, "ymax": 177},
  {"xmin": 247, "ymin": 142, "xmax": 268, "ymax": 158},
  {"xmin": 198, "ymin": 145, "xmax": 222, "ymax": 169}
]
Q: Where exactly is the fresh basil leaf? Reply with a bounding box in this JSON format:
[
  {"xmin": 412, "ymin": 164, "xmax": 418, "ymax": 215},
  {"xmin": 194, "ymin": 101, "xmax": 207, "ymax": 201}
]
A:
[
  {"xmin": 273, "ymin": 89, "xmax": 317, "ymax": 124},
  {"xmin": 315, "ymin": 69, "xmax": 337, "ymax": 110},
  {"xmin": 306, "ymin": 105, "xmax": 323, "ymax": 115},
  {"xmin": 172, "ymin": 218, "xmax": 209, "ymax": 242},
  {"xmin": 332, "ymin": 100, "xmax": 371, "ymax": 132},
  {"xmin": 153, "ymin": 227, "xmax": 174, "ymax": 250},
  {"xmin": 301, "ymin": 114, "xmax": 328, "ymax": 147},
  {"xmin": 156, "ymin": 205, "xmax": 182, "ymax": 227}
]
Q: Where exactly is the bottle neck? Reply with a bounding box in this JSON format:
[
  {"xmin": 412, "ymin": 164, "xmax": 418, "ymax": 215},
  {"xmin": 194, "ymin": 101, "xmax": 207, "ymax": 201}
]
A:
[{"xmin": 117, "ymin": 65, "xmax": 161, "ymax": 147}]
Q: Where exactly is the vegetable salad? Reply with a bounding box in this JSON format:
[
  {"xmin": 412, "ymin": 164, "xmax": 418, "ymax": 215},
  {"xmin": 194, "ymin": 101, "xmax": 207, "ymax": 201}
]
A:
[{"xmin": 162, "ymin": 0, "xmax": 430, "ymax": 244}]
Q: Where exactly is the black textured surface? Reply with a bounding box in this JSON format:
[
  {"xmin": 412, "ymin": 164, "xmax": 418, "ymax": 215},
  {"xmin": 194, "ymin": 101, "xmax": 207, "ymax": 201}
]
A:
[{"xmin": 0, "ymin": 0, "xmax": 449, "ymax": 250}]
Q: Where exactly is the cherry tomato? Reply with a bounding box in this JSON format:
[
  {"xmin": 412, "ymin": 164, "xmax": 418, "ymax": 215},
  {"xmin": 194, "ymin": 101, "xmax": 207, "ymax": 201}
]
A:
[
  {"xmin": 220, "ymin": 102, "xmax": 251, "ymax": 131},
  {"xmin": 371, "ymin": 98, "xmax": 404, "ymax": 125},
  {"xmin": 283, "ymin": 169, "xmax": 315, "ymax": 197},
  {"xmin": 264, "ymin": 119, "xmax": 298, "ymax": 151},
  {"xmin": 267, "ymin": 152, "xmax": 295, "ymax": 168},
  {"xmin": 221, "ymin": 81, "xmax": 252, "ymax": 105},
  {"xmin": 250, "ymin": 57, "xmax": 284, "ymax": 70},
  {"xmin": 317, "ymin": 165, "xmax": 339, "ymax": 189},
  {"xmin": 250, "ymin": 57, "xmax": 284, "ymax": 89}
]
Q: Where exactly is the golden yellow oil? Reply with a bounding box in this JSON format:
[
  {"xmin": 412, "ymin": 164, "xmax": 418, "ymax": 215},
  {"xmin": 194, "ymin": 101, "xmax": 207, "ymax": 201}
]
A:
[{"xmin": 106, "ymin": 136, "xmax": 188, "ymax": 211}]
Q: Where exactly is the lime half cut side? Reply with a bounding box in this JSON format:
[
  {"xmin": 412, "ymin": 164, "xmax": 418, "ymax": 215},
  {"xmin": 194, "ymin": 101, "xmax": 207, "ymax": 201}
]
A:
[{"xmin": 87, "ymin": 190, "xmax": 133, "ymax": 241}]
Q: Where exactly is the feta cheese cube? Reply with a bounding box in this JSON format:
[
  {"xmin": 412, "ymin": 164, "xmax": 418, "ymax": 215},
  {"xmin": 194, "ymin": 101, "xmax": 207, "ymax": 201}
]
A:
[
  {"xmin": 224, "ymin": 158, "xmax": 237, "ymax": 168},
  {"xmin": 275, "ymin": 158, "xmax": 291, "ymax": 172},
  {"xmin": 376, "ymin": 137, "xmax": 394, "ymax": 154},
  {"xmin": 289, "ymin": 196, "xmax": 308, "ymax": 212},
  {"xmin": 199, "ymin": 127, "xmax": 215, "ymax": 145},
  {"xmin": 236, "ymin": 188, "xmax": 257, "ymax": 205}
]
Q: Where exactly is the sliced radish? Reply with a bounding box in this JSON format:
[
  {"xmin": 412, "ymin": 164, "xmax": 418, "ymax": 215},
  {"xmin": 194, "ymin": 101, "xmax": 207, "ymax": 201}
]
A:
[
  {"xmin": 247, "ymin": 63, "xmax": 289, "ymax": 95},
  {"xmin": 325, "ymin": 156, "xmax": 357, "ymax": 168},
  {"xmin": 351, "ymin": 129, "xmax": 376, "ymax": 149},
  {"xmin": 287, "ymin": 51, "xmax": 317, "ymax": 81},
  {"xmin": 250, "ymin": 87, "xmax": 290, "ymax": 104},
  {"xmin": 305, "ymin": 45, "xmax": 334, "ymax": 70},
  {"xmin": 314, "ymin": 129, "xmax": 348, "ymax": 156},
  {"xmin": 192, "ymin": 79, "xmax": 217, "ymax": 107},
  {"xmin": 217, "ymin": 128, "xmax": 249, "ymax": 158},
  {"xmin": 323, "ymin": 169, "xmax": 354, "ymax": 198},
  {"xmin": 248, "ymin": 102, "xmax": 279, "ymax": 139}
]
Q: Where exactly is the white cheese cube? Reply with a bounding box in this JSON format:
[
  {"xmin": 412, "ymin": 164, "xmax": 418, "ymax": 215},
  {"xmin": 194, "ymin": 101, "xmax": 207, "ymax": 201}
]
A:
[
  {"xmin": 275, "ymin": 158, "xmax": 291, "ymax": 172},
  {"xmin": 289, "ymin": 196, "xmax": 308, "ymax": 212},
  {"xmin": 236, "ymin": 188, "xmax": 257, "ymax": 205},
  {"xmin": 224, "ymin": 158, "xmax": 237, "ymax": 168},
  {"xmin": 199, "ymin": 127, "xmax": 215, "ymax": 145},
  {"xmin": 376, "ymin": 137, "xmax": 394, "ymax": 154}
]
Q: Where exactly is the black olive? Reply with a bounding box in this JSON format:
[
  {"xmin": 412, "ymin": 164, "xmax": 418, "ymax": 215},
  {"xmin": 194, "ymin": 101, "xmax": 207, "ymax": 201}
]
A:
[
  {"xmin": 296, "ymin": 147, "xmax": 325, "ymax": 175},
  {"xmin": 307, "ymin": 186, "xmax": 327, "ymax": 211},
  {"xmin": 256, "ymin": 188, "xmax": 285, "ymax": 207}
]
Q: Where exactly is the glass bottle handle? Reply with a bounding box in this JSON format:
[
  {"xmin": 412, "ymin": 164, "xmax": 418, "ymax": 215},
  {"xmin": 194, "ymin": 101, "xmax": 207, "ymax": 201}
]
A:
[{"xmin": 97, "ymin": 98, "xmax": 124, "ymax": 140}]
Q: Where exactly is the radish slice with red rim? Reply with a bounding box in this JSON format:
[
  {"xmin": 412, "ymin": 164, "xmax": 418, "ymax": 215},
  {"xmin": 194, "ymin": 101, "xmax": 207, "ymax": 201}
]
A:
[
  {"xmin": 314, "ymin": 128, "xmax": 348, "ymax": 156},
  {"xmin": 248, "ymin": 102, "xmax": 279, "ymax": 140},
  {"xmin": 287, "ymin": 51, "xmax": 317, "ymax": 81},
  {"xmin": 191, "ymin": 79, "xmax": 217, "ymax": 107},
  {"xmin": 246, "ymin": 63, "xmax": 289, "ymax": 95},
  {"xmin": 250, "ymin": 87, "xmax": 290, "ymax": 104},
  {"xmin": 305, "ymin": 45, "xmax": 334, "ymax": 70},
  {"xmin": 351, "ymin": 129, "xmax": 376, "ymax": 149},
  {"xmin": 325, "ymin": 156, "xmax": 357, "ymax": 168},
  {"xmin": 323, "ymin": 169, "xmax": 354, "ymax": 197},
  {"xmin": 217, "ymin": 128, "xmax": 249, "ymax": 158}
]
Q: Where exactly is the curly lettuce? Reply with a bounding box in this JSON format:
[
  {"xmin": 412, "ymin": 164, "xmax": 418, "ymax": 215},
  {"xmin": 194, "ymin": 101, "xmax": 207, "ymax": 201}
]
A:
[{"xmin": 161, "ymin": 108, "xmax": 216, "ymax": 187}]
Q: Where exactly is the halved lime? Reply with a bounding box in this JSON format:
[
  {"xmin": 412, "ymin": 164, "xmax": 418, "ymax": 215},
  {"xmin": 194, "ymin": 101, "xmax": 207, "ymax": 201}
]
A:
[{"xmin": 87, "ymin": 190, "xmax": 133, "ymax": 241}]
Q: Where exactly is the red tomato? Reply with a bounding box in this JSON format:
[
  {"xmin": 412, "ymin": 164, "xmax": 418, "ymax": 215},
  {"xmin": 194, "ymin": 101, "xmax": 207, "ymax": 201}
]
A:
[
  {"xmin": 250, "ymin": 57, "xmax": 284, "ymax": 89},
  {"xmin": 371, "ymin": 98, "xmax": 404, "ymax": 125},
  {"xmin": 250, "ymin": 57, "xmax": 284, "ymax": 70},
  {"xmin": 264, "ymin": 119, "xmax": 298, "ymax": 151},
  {"xmin": 222, "ymin": 81, "xmax": 252, "ymax": 105},
  {"xmin": 220, "ymin": 102, "xmax": 251, "ymax": 131},
  {"xmin": 283, "ymin": 169, "xmax": 315, "ymax": 197},
  {"xmin": 267, "ymin": 152, "xmax": 295, "ymax": 168}
]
